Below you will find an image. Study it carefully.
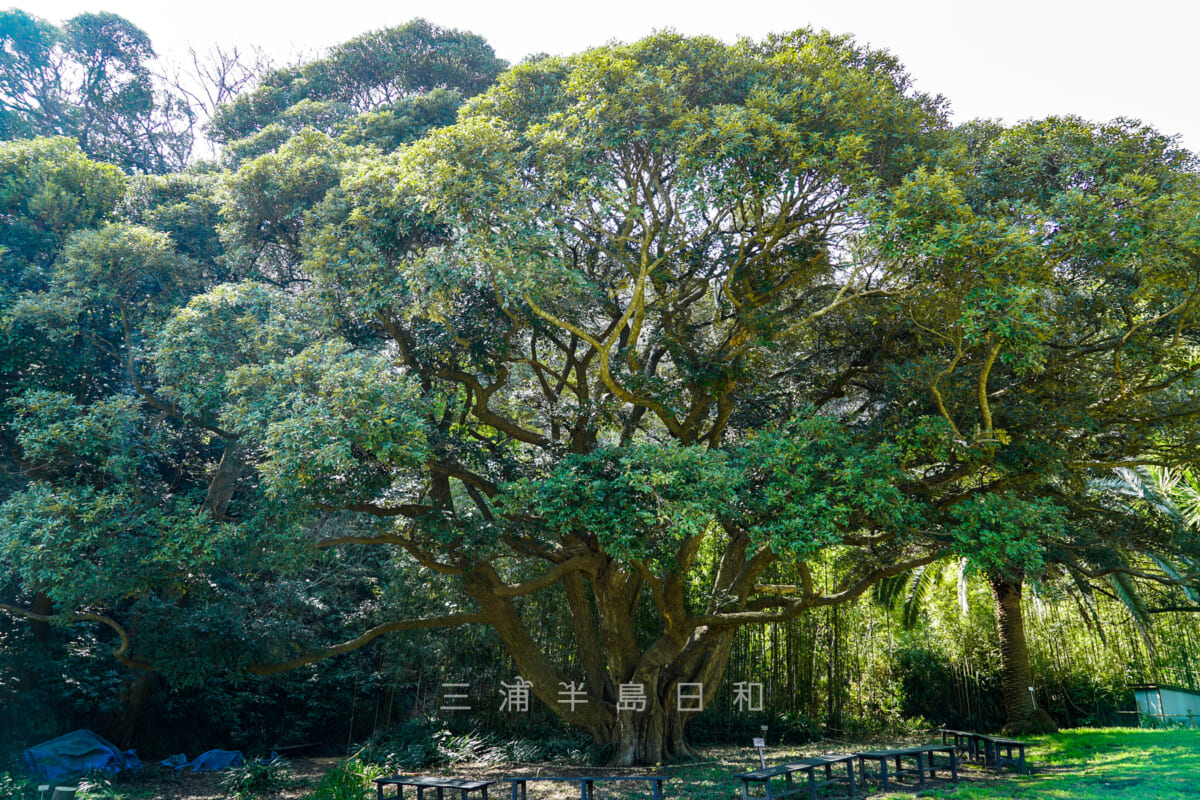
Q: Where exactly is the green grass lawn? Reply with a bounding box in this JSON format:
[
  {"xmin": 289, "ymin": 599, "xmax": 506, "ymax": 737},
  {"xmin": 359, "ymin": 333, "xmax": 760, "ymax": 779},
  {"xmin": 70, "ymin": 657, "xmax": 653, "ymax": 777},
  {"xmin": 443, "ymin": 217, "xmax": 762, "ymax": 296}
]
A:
[
  {"xmin": 652, "ymin": 728, "xmax": 1200, "ymax": 800},
  {"xmin": 897, "ymin": 728, "xmax": 1200, "ymax": 800}
]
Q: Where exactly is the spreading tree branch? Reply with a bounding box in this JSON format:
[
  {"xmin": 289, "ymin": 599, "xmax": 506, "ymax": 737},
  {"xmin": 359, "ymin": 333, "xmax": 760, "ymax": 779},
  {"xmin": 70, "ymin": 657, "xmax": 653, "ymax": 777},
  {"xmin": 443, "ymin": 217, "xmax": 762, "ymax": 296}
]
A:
[
  {"xmin": 248, "ymin": 613, "xmax": 489, "ymax": 675},
  {"xmin": 0, "ymin": 603, "xmax": 155, "ymax": 671}
]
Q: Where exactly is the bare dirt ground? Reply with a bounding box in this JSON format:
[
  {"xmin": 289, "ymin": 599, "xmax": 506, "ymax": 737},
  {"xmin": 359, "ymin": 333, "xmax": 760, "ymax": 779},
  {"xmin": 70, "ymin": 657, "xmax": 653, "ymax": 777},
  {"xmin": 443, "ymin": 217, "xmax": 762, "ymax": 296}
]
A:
[
  {"xmin": 84, "ymin": 740, "xmax": 1040, "ymax": 799},
  {"xmin": 103, "ymin": 758, "xmax": 337, "ymax": 800}
]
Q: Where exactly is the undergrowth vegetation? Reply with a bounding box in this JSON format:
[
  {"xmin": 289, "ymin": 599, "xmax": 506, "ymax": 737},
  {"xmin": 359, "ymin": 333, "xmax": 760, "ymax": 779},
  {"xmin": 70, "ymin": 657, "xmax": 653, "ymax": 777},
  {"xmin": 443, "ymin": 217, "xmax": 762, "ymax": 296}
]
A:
[{"xmin": 359, "ymin": 718, "xmax": 596, "ymax": 769}]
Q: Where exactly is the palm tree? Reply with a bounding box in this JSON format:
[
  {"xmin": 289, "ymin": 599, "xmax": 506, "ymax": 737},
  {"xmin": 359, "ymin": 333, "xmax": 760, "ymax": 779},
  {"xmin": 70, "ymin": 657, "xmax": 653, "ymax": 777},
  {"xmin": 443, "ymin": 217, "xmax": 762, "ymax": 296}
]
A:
[{"xmin": 876, "ymin": 466, "xmax": 1200, "ymax": 733}]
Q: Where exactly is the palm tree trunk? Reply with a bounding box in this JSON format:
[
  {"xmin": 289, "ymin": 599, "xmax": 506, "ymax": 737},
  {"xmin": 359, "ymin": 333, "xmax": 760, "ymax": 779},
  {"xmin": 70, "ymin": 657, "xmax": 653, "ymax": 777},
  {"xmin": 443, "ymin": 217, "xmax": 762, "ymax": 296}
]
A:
[{"xmin": 989, "ymin": 575, "xmax": 1035, "ymax": 726}]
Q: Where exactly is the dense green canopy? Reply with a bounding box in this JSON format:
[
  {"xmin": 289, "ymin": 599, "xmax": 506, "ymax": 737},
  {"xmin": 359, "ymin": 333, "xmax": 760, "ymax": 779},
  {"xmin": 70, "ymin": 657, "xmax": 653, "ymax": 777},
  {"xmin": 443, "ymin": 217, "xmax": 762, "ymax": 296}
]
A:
[
  {"xmin": 209, "ymin": 18, "xmax": 505, "ymax": 161},
  {"xmin": 2, "ymin": 22, "xmax": 1200, "ymax": 764}
]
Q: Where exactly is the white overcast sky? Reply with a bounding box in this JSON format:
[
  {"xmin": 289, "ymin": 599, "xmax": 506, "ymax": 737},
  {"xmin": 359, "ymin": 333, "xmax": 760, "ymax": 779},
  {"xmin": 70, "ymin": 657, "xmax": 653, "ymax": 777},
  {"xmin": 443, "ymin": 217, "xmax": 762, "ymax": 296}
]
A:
[{"xmin": 28, "ymin": 0, "xmax": 1200, "ymax": 151}]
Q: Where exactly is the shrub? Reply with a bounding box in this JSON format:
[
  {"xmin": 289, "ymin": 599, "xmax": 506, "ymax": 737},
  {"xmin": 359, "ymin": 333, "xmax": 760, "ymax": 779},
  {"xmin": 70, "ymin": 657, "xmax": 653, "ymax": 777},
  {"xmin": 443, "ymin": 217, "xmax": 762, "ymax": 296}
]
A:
[
  {"xmin": 218, "ymin": 756, "xmax": 290, "ymax": 800},
  {"xmin": 0, "ymin": 773, "xmax": 34, "ymax": 800},
  {"xmin": 76, "ymin": 773, "xmax": 122, "ymax": 800},
  {"xmin": 307, "ymin": 755, "xmax": 384, "ymax": 800}
]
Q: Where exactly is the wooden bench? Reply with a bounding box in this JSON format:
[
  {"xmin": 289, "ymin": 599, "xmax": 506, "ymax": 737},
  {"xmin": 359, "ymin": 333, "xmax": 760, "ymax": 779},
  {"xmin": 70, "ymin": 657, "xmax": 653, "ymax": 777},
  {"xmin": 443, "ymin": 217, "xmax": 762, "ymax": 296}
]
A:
[
  {"xmin": 974, "ymin": 734, "xmax": 1032, "ymax": 774},
  {"xmin": 503, "ymin": 774, "xmax": 668, "ymax": 800},
  {"xmin": 855, "ymin": 745, "xmax": 958, "ymax": 791},
  {"xmin": 938, "ymin": 728, "xmax": 978, "ymax": 758},
  {"xmin": 736, "ymin": 754, "xmax": 856, "ymax": 800},
  {"xmin": 374, "ymin": 776, "xmax": 495, "ymax": 800}
]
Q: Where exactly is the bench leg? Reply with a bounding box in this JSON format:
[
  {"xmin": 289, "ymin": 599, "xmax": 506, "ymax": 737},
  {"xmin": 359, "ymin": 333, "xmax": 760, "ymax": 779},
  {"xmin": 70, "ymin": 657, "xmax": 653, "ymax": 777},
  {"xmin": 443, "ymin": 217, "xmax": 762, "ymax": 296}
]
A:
[
  {"xmin": 951, "ymin": 749, "xmax": 959, "ymax": 782},
  {"xmin": 652, "ymin": 779, "xmax": 663, "ymax": 800},
  {"xmin": 916, "ymin": 752, "xmax": 926, "ymax": 786},
  {"xmin": 846, "ymin": 760, "xmax": 856, "ymax": 795},
  {"xmin": 880, "ymin": 759, "xmax": 889, "ymax": 792}
]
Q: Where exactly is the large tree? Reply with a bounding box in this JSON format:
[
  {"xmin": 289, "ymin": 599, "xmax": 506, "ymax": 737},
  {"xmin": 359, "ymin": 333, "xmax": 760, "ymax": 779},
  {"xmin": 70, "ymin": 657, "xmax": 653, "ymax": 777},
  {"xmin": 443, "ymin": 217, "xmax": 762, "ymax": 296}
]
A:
[
  {"xmin": 870, "ymin": 117, "xmax": 1200, "ymax": 729},
  {"xmin": 259, "ymin": 31, "xmax": 957, "ymax": 764}
]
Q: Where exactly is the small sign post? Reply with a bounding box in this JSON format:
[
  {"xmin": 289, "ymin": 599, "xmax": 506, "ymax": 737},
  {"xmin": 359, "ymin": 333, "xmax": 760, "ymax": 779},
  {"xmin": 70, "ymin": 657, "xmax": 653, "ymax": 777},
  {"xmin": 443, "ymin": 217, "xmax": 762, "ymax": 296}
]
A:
[{"xmin": 754, "ymin": 724, "xmax": 768, "ymax": 768}]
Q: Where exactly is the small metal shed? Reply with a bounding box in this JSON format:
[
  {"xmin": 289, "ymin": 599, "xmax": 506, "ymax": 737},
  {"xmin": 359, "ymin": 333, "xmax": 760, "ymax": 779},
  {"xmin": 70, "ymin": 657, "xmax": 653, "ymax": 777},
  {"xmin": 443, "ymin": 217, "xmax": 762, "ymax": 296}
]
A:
[{"xmin": 1131, "ymin": 684, "xmax": 1200, "ymax": 727}]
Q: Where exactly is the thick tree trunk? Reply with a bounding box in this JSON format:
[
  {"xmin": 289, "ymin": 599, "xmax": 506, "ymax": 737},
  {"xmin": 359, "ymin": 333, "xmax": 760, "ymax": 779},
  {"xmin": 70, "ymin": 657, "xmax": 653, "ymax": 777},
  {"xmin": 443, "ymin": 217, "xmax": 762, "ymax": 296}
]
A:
[
  {"xmin": 29, "ymin": 592, "xmax": 53, "ymax": 642},
  {"xmin": 104, "ymin": 671, "xmax": 157, "ymax": 748},
  {"xmin": 610, "ymin": 689, "xmax": 689, "ymax": 765},
  {"xmin": 989, "ymin": 575, "xmax": 1035, "ymax": 726},
  {"xmin": 203, "ymin": 443, "xmax": 243, "ymax": 520},
  {"xmin": 469, "ymin": 554, "xmax": 741, "ymax": 765}
]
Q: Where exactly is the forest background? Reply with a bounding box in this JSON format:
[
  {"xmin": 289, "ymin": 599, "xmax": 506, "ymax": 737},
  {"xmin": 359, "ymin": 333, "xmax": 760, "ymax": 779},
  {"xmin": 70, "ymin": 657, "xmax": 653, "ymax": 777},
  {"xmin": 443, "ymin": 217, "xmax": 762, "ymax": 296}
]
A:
[{"xmin": 3, "ymin": 7, "xmax": 1200, "ymax": 768}]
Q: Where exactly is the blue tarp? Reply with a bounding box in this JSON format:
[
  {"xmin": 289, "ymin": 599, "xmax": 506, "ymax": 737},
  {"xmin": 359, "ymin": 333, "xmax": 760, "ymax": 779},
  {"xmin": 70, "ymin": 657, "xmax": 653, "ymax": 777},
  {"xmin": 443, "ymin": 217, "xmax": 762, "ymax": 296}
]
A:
[
  {"xmin": 159, "ymin": 753, "xmax": 188, "ymax": 769},
  {"xmin": 22, "ymin": 730, "xmax": 140, "ymax": 782},
  {"xmin": 167, "ymin": 749, "xmax": 245, "ymax": 771}
]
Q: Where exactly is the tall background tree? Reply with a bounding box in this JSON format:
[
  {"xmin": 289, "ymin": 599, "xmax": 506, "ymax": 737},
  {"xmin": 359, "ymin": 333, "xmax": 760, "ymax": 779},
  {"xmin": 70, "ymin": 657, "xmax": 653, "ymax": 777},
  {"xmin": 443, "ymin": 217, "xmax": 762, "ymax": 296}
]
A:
[
  {"xmin": 0, "ymin": 14, "xmax": 510, "ymax": 753},
  {"xmin": 870, "ymin": 116, "xmax": 1200, "ymax": 731},
  {"xmin": 0, "ymin": 10, "xmax": 194, "ymax": 172},
  {"xmin": 208, "ymin": 18, "xmax": 505, "ymax": 162}
]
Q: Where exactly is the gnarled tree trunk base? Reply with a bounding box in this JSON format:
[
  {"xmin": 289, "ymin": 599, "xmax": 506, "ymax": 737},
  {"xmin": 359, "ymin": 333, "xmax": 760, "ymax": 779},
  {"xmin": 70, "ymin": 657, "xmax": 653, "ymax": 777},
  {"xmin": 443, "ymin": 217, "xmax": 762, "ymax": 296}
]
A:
[{"xmin": 608, "ymin": 703, "xmax": 693, "ymax": 766}]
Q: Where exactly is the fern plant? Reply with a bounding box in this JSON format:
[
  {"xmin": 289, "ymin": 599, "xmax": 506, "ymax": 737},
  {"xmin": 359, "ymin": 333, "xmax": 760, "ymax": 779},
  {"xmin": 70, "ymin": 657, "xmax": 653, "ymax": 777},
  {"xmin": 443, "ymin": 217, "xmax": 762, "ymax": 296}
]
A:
[{"xmin": 307, "ymin": 755, "xmax": 385, "ymax": 800}]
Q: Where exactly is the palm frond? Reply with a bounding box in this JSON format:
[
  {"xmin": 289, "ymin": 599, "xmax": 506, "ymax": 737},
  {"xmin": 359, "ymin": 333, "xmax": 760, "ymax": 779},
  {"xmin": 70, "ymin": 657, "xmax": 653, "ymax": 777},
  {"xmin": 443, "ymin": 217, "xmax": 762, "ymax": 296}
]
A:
[
  {"xmin": 957, "ymin": 558, "xmax": 969, "ymax": 615},
  {"xmin": 871, "ymin": 572, "xmax": 912, "ymax": 609},
  {"xmin": 902, "ymin": 563, "xmax": 940, "ymax": 629},
  {"xmin": 1107, "ymin": 570, "xmax": 1157, "ymax": 658},
  {"xmin": 1146, "ymin": 554, "xmax": 1200, "ymax": 604},
  {"xmin": 1172, "ymin": 470, "xmax": 1200, "ymax": 529}
]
